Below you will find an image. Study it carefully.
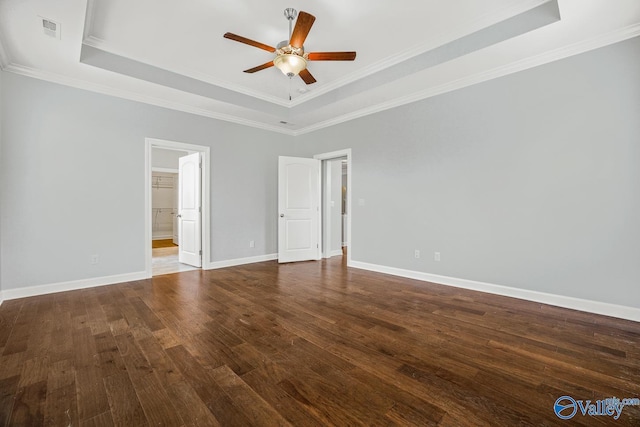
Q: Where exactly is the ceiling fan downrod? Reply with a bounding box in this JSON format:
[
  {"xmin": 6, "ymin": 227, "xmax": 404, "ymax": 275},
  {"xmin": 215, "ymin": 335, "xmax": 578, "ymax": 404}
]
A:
[{"xmin": 283, "ymin": 8, "xmax": 297, "ymax": 39}]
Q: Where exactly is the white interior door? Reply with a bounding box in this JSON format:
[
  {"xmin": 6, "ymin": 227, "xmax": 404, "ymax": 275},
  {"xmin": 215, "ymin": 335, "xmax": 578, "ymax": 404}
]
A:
[
  {"xmin": 278, "ymin": 156, "xmax": 320, "ymax": 263},
  {"xmin": 178, "ymin": 152, "xmax": 202, "ymax": 267}
]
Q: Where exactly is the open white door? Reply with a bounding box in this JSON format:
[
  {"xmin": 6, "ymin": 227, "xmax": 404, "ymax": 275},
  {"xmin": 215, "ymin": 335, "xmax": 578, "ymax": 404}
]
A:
[
  {"xmin": 278, "ymin": 156, "xmax": 321, "ymax": 263},
  {"xmin": 178, "ymin": 152, "xmax": 202, "ymax": 267}
]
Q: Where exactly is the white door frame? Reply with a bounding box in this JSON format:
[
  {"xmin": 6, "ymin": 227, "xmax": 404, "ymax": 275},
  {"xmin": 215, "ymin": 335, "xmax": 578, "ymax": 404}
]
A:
[
  {"xmin": 314, "ymin": 149, "xmax": 352, "ymax": 267},
  {"xmin": 145, "ymin": 138, "xmax": 211, "ymax": 277}
]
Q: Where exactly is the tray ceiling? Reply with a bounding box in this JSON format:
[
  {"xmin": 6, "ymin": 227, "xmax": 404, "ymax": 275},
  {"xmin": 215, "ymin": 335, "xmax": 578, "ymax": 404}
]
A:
[{"xmin": 0, "ymin": 0, "xmax": 639, "ymax": 135}]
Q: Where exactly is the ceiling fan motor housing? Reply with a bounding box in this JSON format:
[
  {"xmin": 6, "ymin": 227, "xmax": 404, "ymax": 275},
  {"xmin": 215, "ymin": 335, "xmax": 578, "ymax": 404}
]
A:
[{"xmin": 276, "ymin": 40, "xmax": 305, "ymax": 55}]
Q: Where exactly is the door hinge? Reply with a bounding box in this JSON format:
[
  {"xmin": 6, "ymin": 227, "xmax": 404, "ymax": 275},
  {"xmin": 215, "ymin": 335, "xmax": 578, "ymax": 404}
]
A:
[
  {"xmin": 199, "ymin": 206, "xmax": 201, "ymax": 213},
  {"xmin": 317, "ymin": 243, "xmax": 319, "ymax": 248},
  {"xmin": 199, "ymin": 250, "xmax": 202, "ymax": 256}
]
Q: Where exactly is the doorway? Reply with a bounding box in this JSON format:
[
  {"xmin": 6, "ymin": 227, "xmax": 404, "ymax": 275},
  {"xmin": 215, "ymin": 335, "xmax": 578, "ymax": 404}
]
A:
[
  {"xmin": 276, "ymin": 149, "xmax": 352, "ymax": 266},
  {"xmin": 151, "ymin": 168, "xmax": 191, "ymax": 275},
  {"xmin": 321, "ymin": 157, "xmax": 348, "ymax": 259},
  {"xmin": 315, "ymin": 149, "xmax": 352, "ymax": 266},
  {"xmin": 145, "ymin": 138, "xmax": 210, "ymax": 277}
]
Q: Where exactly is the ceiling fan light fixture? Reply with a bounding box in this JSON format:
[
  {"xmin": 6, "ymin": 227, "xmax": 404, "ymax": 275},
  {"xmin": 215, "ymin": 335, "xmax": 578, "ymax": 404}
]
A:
[
  {"xmin": 224, "ymin": 9, "xmax": 355, "ymax": 85},
  {"xmin": 274, "ymin": 53, "xmax": 307, "ymax": 77}
]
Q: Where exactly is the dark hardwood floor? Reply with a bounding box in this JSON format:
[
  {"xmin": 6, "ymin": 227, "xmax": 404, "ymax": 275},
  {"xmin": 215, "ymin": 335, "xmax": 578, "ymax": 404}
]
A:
[{"xmin": 0, "ymin": 257, "xmax": 639, "ymax": 426}]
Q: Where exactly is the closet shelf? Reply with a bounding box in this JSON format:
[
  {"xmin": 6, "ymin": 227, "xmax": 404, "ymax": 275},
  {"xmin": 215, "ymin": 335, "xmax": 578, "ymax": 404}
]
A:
[{"xmin": 152, "ymin": 175, "xmax": 175, "ymax": 189}]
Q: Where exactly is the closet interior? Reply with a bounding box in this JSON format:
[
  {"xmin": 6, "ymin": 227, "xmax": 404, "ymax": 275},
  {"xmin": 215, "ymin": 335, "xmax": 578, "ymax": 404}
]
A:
[{"xmin": 152, "ymin": 172, "xmax": 178, "ymax": 244}]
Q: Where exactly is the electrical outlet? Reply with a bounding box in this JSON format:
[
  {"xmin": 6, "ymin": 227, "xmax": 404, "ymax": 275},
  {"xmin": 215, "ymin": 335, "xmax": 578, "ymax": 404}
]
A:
[
  {"xmin": 414, "ymin": 249, "xmax": 420, "ymax": 259},
  {"xmin": 249, "ymin": 240, "xmax": 255, "ymax": 248},
  {"xmin": 90, "ymin": 254, "xmax": 99, "ymax": 265},
  {"xmin": 434, "ymin": 252, "xmax": 441, "ymax": 262}
]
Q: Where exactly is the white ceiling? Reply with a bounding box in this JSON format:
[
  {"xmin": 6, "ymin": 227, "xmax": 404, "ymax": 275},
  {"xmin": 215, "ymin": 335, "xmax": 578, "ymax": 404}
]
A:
[{"xmin": 0, "ymin": 0, "xmax": 639, "ymax": 135}]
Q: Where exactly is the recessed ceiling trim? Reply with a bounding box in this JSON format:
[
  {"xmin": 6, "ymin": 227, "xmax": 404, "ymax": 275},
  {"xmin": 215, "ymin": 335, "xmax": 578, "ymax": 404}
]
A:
[
  {"xmin": 288, "ymin": 0, "xmax": 556, "ymax": 107},
  {"xmin": 81, "ymin": 35, "xmax": 292, "ymax": 108},
  {"xmin": 6, "ymin": 22, "xmax": 637, "ymax": 138},
  {"xmin": 82, "ymin": 0, "xmax": 290, "ymax": 107},
  {"xmin": 0, "ymin": 28, "xmax": 10, "ymax": 69},
  {"xmin": 80, "ymin": 43, "xmax": 291, "ymax": 116},
  {"xmin": 3, "ymin": 2, "xmax": 638, "ymax": 137},
  {"xmin": 83, "ymin": 0, "xmax": 98, "ymax": 40},
  {"xmin": 291, "ymin": 0, "xmax": 560, "ymax": 116},
  {"xmin": 80, "ymin": 0, "xmax": 559, "ymax": 121},
  {"xmin": 80, "ymin": 0, "xmax": 555, "ymax": 111},
  {"xmin": 292, "ymin": 24, "xmax": 640, "ymax": 136}
]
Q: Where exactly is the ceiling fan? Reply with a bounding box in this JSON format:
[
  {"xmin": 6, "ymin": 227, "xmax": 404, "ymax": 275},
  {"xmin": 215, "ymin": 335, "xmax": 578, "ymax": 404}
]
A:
[{"xmin": 223, "ymin": 8, "xmax": 356, "ymax": 85}]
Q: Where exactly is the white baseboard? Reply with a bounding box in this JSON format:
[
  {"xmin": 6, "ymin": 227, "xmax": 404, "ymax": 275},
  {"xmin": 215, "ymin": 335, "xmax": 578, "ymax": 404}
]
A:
[
  {"xmin": 0, "ymin": 253, "xmax": 278, "ymax": 301},
  {"xmin": 206, "ymin": 253, "xmax": 278, "ymax": 270},
  {"xmin": 329, "ymin": 249, "xmax": 344, "ymax": 258},
  {"xmin": 349, "ymin": 260, "xmax": 640, "ymax": 323},
  {"xmin": 1, "ymin": 271, "xmax": 148, "ymax": 301},
  {"xmin": 5, "ymin": 257, "xmax": 636, "ymax": 323}
]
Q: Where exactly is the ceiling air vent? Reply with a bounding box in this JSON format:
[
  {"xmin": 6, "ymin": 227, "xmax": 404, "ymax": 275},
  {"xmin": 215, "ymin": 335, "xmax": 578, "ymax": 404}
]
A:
[{"xmin": 41, "ymin": 17, "xmax": 61, "ymax": 39}]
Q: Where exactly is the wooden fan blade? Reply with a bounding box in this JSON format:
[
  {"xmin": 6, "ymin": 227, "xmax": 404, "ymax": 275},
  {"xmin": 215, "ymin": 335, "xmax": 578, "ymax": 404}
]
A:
[
  {"xmin": 299, "ymin": 68, "xmax": 317, "ymax": 85},
  {"xmin": 307, "ymin": 52, "xmax": 357, "ymax": 61},
  {"xmin": 243, "ymin": 61, "xmax": 275, "ymax": 73},
  {"xmin": 290, "ymin": 11, "xmax": 316, "ymax": 48},
  {"xmin": 224, "ymin": 32, "xmax": 275, "ymax": 53}
]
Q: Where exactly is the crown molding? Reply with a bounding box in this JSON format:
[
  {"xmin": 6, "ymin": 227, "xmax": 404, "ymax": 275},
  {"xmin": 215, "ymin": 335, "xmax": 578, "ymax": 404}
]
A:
[
  {"xmin": 4, "ymin": 22, "xmax": 638, "ymax": 137},
  {"xmin": 83, "ymin": 0, "xmax": 97, "ymax": 40},
  {"xmin": 3, "ymin": 63, "xmax": 295, "ymax": 135},
  {"xmin": 85, "ymin": 0, "xmax": 277, "ymax": 107},
  {"xmin": 81, "ymin": 35, "xmax": 292, "ymax": 108},
  {"xmin": 0, "ymin": 44, "xmax": 8, "ymax": 70},
  {"xmin": 0, "ymin": 26, "xmax": 10, "ymax": 69},
  {"xmin": 293, "ymin": 24, "xmax": 640, "ymax": 136},
  {"xmin": 79, "ymin": 0, "xmax": 552, "ymax": 110},
  {"xmin": 289, "ymin": 0, "xmax": 553, "ymax": 107}
]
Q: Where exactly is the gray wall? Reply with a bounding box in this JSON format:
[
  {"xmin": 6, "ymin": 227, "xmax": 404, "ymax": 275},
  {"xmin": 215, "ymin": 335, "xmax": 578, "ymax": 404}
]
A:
[
  {"xmin": 298, "ymin": 37, "xmax": 640, "ymax": 308},
  {"xmin": 1, "ymin": 37, "xmax": 638, "ymax": 310},
  {"xmin": 0, "ymin": 73, "xmax": 297, "ymax": 290}
]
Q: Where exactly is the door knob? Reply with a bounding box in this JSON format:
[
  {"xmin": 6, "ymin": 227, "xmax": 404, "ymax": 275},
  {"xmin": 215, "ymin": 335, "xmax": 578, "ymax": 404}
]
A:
[
  {"xmin": 280, "ymin": 214, "xmax": 284, "ymax": 217},
  {"xmin": 177, "ymin": 214, "xmax": 182, "ymax": 218}
]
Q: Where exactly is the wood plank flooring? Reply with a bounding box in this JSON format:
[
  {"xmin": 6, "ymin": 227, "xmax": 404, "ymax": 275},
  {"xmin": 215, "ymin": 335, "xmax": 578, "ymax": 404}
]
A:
[
  {"xmin": 152, "ymin": 240, "xmax": 177, "ymax": 249},
  {"xmin": 0, "ymin": 257, "xmax": 639, "ymax": 426}
]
